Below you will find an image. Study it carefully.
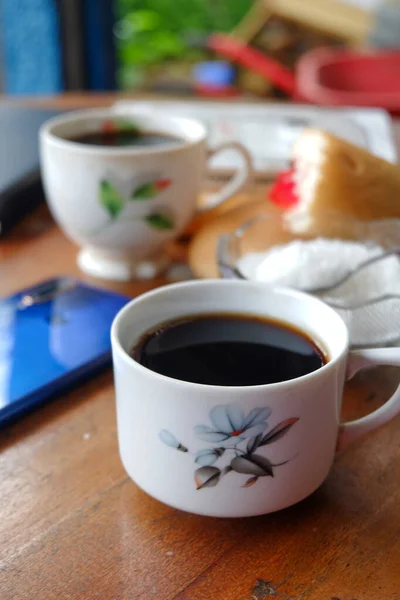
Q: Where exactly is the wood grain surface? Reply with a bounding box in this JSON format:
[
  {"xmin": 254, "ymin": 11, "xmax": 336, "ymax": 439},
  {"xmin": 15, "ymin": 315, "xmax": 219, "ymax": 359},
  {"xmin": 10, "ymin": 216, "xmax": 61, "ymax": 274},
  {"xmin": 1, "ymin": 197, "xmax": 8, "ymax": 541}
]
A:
[{"xmin": 0, "ymin": 95, "xmax": 400, "ymax": 600}]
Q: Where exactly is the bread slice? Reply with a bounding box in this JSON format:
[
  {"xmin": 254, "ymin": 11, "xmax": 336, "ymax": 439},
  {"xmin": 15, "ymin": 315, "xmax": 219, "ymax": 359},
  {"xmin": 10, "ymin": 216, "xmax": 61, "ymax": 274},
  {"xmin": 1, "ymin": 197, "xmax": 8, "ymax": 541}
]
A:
[{"xmin": 285, "ymin": 129, "xmax": 400, "ymax": 233}]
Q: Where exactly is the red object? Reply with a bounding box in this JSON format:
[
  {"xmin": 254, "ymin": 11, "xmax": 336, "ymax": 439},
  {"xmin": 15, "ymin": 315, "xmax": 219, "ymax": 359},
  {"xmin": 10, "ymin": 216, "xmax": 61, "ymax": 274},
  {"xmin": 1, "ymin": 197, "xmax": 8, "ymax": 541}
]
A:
[
  {"xmin": 208, "ymin": 34, "xmax": 400, "ymax": 115},
  {"xmin": 194, "ymin": 83, "xmax": 240, "ymax": 97},
  {"xmin": 155, "ymin": 179, "xmax": 171, "ymax": 191},
  {"xmin": 209, "ymin": 34, "xmax": 297, "ymax": 97},
  {"xmin": 297, "ymin": 48, "xmax": 400, "ymax": 114},
  {"xmin": 269, "ymin": 168, "xmax": 299, "ymax": 208},
  {"xmin": 102, "ymin": 119, "xmax": 116, "ymax": 133}
]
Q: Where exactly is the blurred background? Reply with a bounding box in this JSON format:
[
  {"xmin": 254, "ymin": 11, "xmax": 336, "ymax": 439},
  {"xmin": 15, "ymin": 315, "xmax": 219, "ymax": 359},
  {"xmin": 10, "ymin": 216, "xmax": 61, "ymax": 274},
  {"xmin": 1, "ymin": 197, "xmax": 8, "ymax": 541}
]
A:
[{"xmin": 0, "ymin": 0, "xmax": 399, "ymax": 98}]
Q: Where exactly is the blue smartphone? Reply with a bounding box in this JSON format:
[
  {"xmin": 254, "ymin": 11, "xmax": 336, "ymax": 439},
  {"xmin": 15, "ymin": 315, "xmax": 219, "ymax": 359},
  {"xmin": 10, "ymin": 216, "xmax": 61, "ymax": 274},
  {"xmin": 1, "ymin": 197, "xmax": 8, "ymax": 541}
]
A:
[{"xmin": 0, "ymin": 277, "xmax": 129, "ymax": 426}]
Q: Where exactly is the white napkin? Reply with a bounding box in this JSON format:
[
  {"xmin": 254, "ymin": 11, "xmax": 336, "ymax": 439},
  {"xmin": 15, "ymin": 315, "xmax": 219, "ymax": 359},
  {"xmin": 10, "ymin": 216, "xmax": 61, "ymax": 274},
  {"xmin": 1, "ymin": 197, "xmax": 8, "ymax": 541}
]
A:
[
  {"xmin": 321, "ymin": 253, "xmax": 400, "ymax": 347},
  {"xmin": 239, "ymin": 244, "xmax": 400, "ymax": 348}
]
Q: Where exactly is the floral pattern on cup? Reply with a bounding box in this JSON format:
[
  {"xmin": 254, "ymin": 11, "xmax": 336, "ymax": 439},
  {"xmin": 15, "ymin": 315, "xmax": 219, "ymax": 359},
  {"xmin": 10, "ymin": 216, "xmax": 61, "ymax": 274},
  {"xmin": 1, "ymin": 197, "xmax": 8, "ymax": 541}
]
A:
[
  {"xmin": 98, "ymin": 177, "xmax": 174, "ymax": 231},
  {"xmin": 159, "ymin": 404, "xmax": 299, "ymax": 490},
  {"xmin": 101, "ymin": 118, "xmax": 139, "ymax": 135}
]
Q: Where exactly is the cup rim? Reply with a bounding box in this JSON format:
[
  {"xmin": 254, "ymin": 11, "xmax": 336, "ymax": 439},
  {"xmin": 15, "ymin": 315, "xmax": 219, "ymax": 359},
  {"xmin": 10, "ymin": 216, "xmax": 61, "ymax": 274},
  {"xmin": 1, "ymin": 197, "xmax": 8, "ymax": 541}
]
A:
[
  {"xmin": 111, "ymin": 280, "xmax": 349, "ymax": 392},
  {"xmin": 39, "ymin": 108, "xmax": 207, "ymax": 157}
]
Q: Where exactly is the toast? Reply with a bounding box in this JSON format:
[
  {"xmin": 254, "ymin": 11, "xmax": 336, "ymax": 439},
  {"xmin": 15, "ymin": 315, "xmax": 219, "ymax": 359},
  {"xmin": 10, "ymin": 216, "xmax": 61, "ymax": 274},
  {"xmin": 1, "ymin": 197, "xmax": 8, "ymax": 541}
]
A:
[{"xmin": 283, "ymin": 129, "xmax": 400, "ymax": 233}]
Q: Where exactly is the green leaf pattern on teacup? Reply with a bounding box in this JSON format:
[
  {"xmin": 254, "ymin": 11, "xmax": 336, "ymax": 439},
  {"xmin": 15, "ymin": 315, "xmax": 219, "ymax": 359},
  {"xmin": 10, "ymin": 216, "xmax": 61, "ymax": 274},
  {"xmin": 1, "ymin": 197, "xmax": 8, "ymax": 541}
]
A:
[
  {"xmin": 99, "ymin": 180, "xmax": 124, "ymax": 219},
  {"xmin": 159, "ymin": 404, "xmax": 299, "ymax": 490},
  {"xmin": 114, "ymin": 119, "xmax": 140, "ymax": 133},
  {"xmin": 145, "ymin": 212, "xmax": 174, "ymax": 230},
  {"xmin": 97, "ymin": 177, "xmax": 174, "ymax": 231},
  {"xmin": 102, "ymin": 118, "xmax": 140, "ymax": 134},
  {"xmin": 132, "ymin": 182, "xmax": 158, "ymax": 199}
]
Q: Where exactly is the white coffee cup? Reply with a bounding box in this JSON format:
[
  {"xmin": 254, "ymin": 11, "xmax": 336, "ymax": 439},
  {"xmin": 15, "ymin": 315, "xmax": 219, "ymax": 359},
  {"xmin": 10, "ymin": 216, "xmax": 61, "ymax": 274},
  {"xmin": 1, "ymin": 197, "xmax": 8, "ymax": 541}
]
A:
[
  {"xmin": 40, "ymin": 109, "xmax": 252, "ymax": 281},
  {"xmin": 111, "ymin": 280, "xmax": 400, "ymax": 518}
]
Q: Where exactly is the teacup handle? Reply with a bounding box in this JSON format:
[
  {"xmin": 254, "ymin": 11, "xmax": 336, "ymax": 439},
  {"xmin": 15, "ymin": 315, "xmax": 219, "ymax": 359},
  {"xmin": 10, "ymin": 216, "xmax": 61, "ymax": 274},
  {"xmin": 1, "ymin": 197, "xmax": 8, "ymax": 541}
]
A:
[
  {"xmin": 337, "ymin": 348, "xmax": 400, "ymax": 451},
  {"xmin": 198, "ymin": 142, "xmax": 253, "ymax": 213}
]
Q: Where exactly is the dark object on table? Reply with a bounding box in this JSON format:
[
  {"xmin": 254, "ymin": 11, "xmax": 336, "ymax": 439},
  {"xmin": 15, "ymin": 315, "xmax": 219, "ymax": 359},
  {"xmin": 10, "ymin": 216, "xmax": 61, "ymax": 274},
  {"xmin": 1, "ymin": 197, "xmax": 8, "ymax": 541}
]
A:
[
  {"xmin": 0, "ymin": 106, "xmax": 61, "ymax": 236},
  {"xmin": 0, "ymin": 277, "xmax": 129, "ymax": 426}
]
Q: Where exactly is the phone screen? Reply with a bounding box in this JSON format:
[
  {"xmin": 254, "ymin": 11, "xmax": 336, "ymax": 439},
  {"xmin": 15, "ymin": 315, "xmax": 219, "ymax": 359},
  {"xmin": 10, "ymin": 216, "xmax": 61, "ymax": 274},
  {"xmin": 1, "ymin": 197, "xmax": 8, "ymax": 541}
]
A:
[{"xmin": 0, "ymin": 279, "xmax": 128, "ymax": 417}]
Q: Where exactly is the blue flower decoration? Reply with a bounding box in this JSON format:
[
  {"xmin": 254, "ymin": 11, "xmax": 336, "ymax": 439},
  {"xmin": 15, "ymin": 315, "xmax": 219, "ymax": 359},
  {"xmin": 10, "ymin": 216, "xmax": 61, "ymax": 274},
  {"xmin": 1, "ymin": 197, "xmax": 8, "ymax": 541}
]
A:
[
  {"xmin": 194, "ymin": 447, "xmax": 225, "ymax": 466},
  {"xmin": 159, "ymin": 404, "xmax": 298, "ymax": 491},
  {"xmin": 194, "ymin": 405, "xmax": 271, "ymax": 443},
  {"xmin": 159, "ymin": 429, "xmax": 188, "ymax": 452}
]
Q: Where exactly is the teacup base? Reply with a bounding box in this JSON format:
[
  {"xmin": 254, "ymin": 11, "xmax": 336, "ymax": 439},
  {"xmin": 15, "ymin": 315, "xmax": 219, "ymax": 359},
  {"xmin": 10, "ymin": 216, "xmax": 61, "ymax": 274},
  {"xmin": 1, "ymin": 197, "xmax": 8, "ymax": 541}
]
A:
[{"xmin": 77, "ymin": 247, "xmax": 170, "ymax": 281}]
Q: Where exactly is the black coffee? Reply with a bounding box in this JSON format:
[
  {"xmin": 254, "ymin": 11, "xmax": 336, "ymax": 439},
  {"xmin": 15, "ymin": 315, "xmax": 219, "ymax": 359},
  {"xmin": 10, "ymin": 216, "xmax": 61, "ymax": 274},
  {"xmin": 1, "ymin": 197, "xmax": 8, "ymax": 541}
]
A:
[
  {"xmin": 68, "ymin": 130, "xmax": 183, "ymax": 148},
  {"xmin": 131, "ymin": 313, "xmax": 327, "ymax": 386}
]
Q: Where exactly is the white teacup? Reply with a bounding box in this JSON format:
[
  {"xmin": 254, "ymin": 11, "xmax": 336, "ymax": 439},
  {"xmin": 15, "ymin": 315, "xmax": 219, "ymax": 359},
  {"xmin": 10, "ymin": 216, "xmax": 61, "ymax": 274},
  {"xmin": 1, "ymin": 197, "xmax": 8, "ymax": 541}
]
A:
[
  {"xmin": 111, "ymin": 280, "xmax": 400, "ymax": 518},
  {"xmin": 39, "ymin": 109, "xmax": 252, "ymax": 281}
]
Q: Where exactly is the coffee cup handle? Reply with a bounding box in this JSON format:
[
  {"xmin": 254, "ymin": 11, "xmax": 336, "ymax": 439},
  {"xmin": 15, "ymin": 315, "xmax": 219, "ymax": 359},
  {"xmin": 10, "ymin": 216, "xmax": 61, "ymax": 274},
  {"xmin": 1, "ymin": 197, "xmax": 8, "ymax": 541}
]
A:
[
  {"xmin": 198, "ymin": 142, "xmax": 253, "ymax": 213},
  {"xmin": 337, "ymin": 348, "xmax": 400, "ymax": 452}
]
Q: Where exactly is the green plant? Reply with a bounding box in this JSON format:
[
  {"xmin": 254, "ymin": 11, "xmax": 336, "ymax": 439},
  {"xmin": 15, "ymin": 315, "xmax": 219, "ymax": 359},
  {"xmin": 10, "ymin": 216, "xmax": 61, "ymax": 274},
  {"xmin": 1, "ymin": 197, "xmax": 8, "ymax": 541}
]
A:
[{"xmin": 115, "ymin": 0, "xmax": 252, "ymax": 88}]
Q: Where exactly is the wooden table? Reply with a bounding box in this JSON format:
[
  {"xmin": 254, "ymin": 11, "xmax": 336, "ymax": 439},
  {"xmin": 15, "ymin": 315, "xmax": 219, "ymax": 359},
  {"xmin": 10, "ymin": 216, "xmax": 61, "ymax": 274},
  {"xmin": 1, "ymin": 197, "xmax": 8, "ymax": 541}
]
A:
[{"xmin": 1, "ymin": 94, "xmax": 400, "ymax": 600}]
